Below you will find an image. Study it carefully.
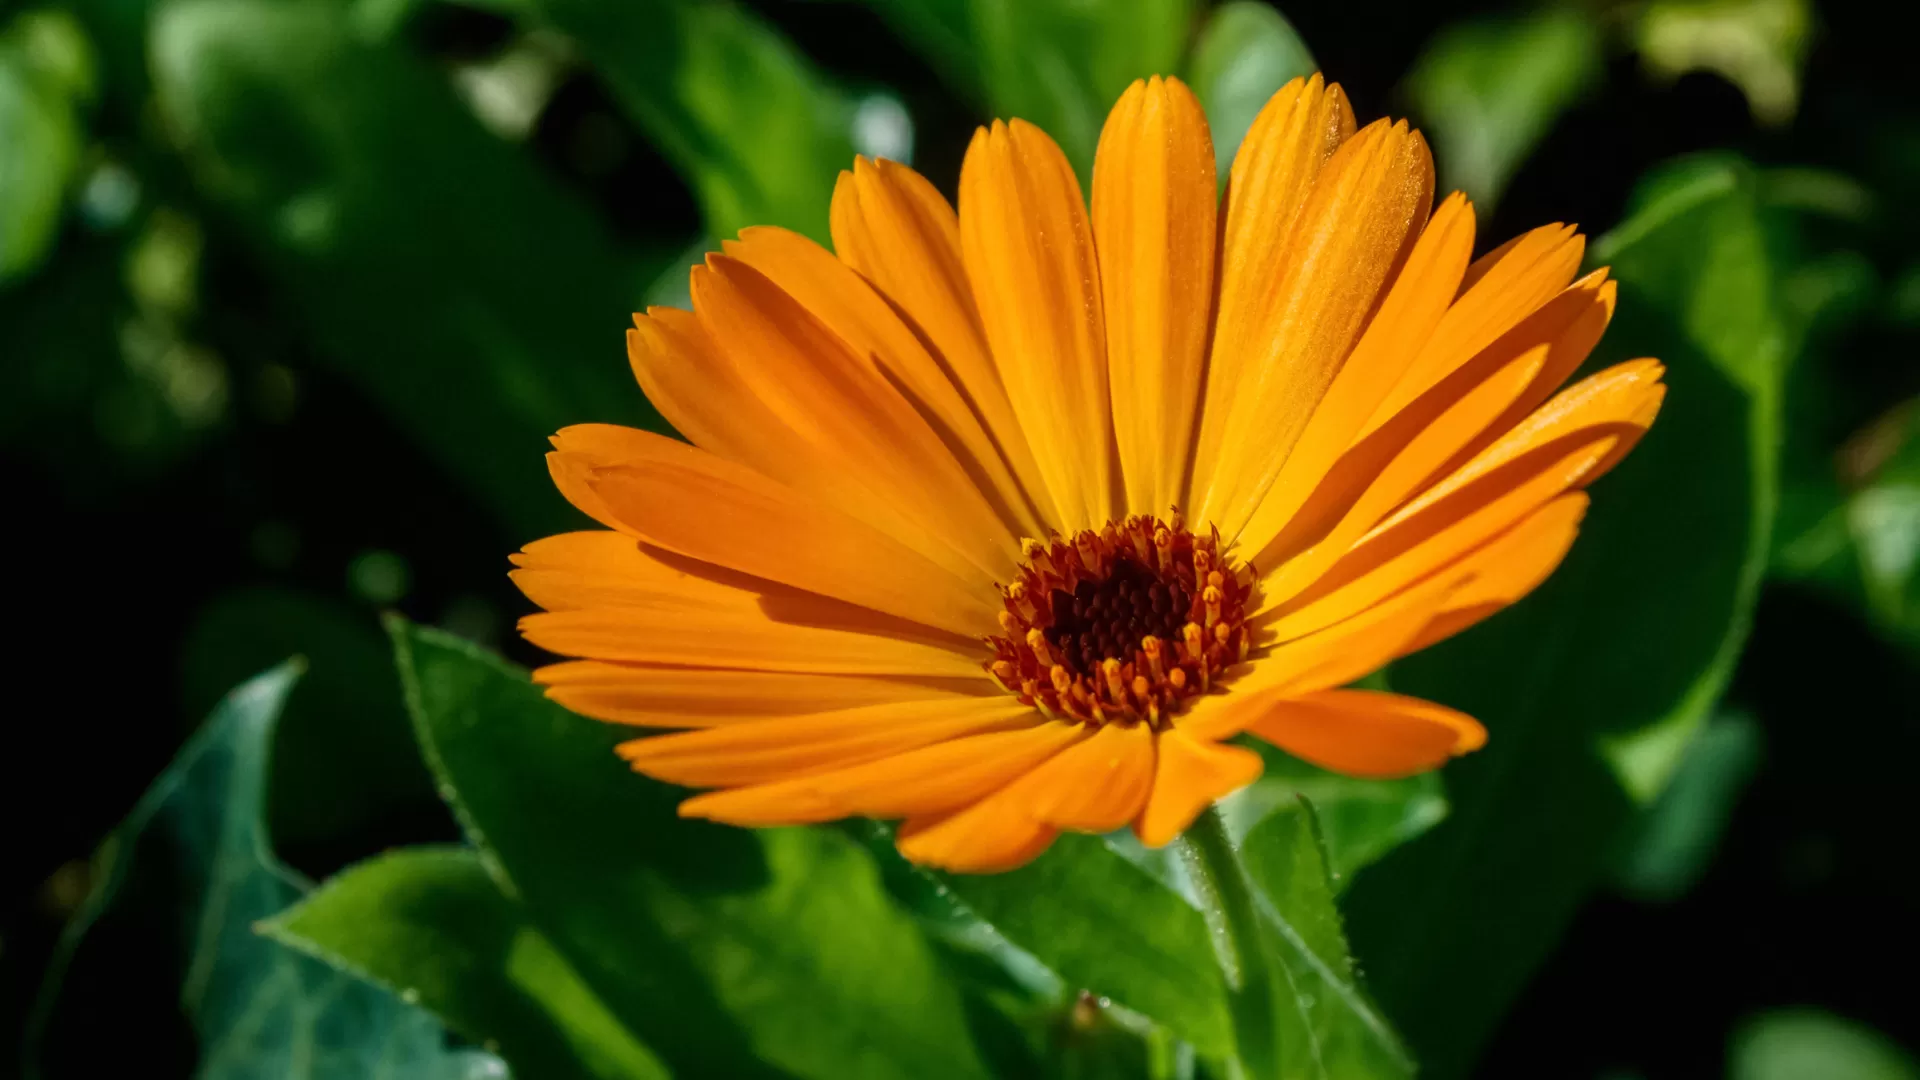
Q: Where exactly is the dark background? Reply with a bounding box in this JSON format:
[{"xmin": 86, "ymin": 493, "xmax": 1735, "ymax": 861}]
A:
[{"xmin": 4, "ymin": 0, "xmax": 1916, "ymax": 1075}]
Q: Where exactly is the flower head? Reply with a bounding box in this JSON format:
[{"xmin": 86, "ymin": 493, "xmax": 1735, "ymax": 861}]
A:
[{"xmin": 513, "ymin": 74, "xmax": 1664, "ymax": 872}]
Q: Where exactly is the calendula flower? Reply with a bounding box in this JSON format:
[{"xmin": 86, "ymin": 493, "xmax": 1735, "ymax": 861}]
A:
[{"xmin": 512, "ymin": 74, "xmax": 1664, "ymax": 873}]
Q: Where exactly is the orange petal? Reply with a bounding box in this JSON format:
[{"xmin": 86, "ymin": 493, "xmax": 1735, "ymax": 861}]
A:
[
  {"xmin": 691, "ymin": 255, "xmax": 1018, "ymax": 586},
  {"xmin": 519, "ymin": 607, "xmax": 983, "ymax": 677},
  {"xmin": 1195, "ymin": 119, "xmax": 1436, "ymax": 539},
  {"xmin": 1241, "ymin": 689, "xmax": 1485, "ymax": 778},
  {"xmin": 830, "ymin": 157, "xmax": 1055, "ymax": 528},
  {"xmin": 1183, "ymin": 568, "xmax": 1463, "ymax": 741},
  {"xmin": 532, "ymin": 660, "xmax": 997, "ymax": 729},
  {"xmin": 678, "ymin": 721, "xmax": 1087, "ymax": 825},
  {"xmin": 1187, "ymin": 74, "xmax": 1354, "ymax": 513},
  {"xmin": 1254, "ymin": 356, "xmax": 1663, "ymax": 641},
  {"xmin": 895, "ymin": 719, "xmax": 1161, "ymax": 871},
  {"xmin": 1233, "ymin": 193, "xmax": 1475, "ymax": 556},
  {"xmin": 629, "ymin": 306, "xmax": 984, "ymax": 586},
  {"xmin": 511, "ymin": 531, "xmax": 734, "ymax": 613},
  {"xmin": 1017, "ymin": 720, "xmax": 1159, "ymax": 832},
  {"xmin": 1092, "ymin": 76, "xmax": 1217, "ymax": 515},
  {"xmin": 616, "ymin": 698, "xmax": 1036, "ymax": 787},
  {"xmin": 1400, "ymin": 492, "xmax": 1588, "ymax": 655},
  {"xmin": 1247, "ymin": 275, "xmax": 1618, "ymax": 601},
  {"xmin": 1368, "ymin": 223, "xmax": 1586, "ymax": 427},
  {"xmin": 723, "ymin": 225, "xmax": 1049, "ymax": 539},
  {"xmin": 960, "ymin": 119, "xmax": 1114, "ymax": 531},
  {"xmin": 1133, "ymin": 728, "xmax": 1264, "ymax": 848},
  {"xmin": 560, "ymin": 426, "xmax": 999, "ymax": 638}
]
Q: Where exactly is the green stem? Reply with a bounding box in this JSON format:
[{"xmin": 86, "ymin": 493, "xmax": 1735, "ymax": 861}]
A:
[{"xmin": 1175, "ymin": 806, "xmax": 1279, "ymax": 1079}]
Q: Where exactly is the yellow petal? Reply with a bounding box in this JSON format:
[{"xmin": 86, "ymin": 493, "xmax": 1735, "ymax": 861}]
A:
[
  {"xmin": 1195, "ymin": 119, "xmax": 1436, "ymax": 539},
  {"xmin": 1133, "ymin": 729, "xmax": 1264, "ymax": 848},
  {"xmin": 960, "ymin": 118, "xmax": 1115, "ymax": 531},
  {"xmin": 1093, "ymin": 76, "xmax": 1217, "ymax": 515},
  {"xmin": 1242, "ymin": 689, "xmax": 1485, "ymax": 778},
  {"xmin": 830, "ymin": 157, "xmax": 1057, "ymax": 528}
]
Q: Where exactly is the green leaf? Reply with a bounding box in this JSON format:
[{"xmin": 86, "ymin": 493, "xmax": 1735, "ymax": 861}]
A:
[
  {"xmin": 513, "ymin": 0, "xmax": 855, "ymax": 241},
  {"xmin": 265, "ymin": 846, "xmax": 667, "ymax": 1080},
  {"xmin": 865, "ymin": 0, "xmax": 1195, "ymax": 180},
  {"xmin": 1635, "ymin": 0, "xmax": 1812, "ymax": 125},
  {"xmin": 0, "ymin": 11, "xmax": 92, "ymax": 284},
  {"xmin": 180, "ymin": 586, "xmax": 434, "ymax": 845},
  {"xmin": 27, "ymin": 663, "xmax": 503, "ymax": 1079},
  {"xmin": 1404, "ymin": 9, "xmax": 1603, "ymax": 209},
  {"xmin": 923, "ymin": 832, "xmax": 1236, "ymax": 1060},
  {"xmin": 1343, "ymin": 154, "xmax": 1789, "ymax": 1078},
  {"xmin": 149, "ymin": 0, "xmax": 667, "ymax": 536},
  {"xmin": 1612, "ymin": 712, "xmax": 1763, "ymax": 901},
  {"xmin": 1186, "ymin": 1, "xmax": 1314, "ymax": 180},
  {"xmin": 389, "ymin": 618, "xmax": 994, "ymax": 1080},
  {"xmin": 1222, "ymin": 745, "xmax": 1448, "ymax": 888},
  {"xmin": 908, "ymin": 804, "xmax": 1414, "ymax": 1076},
  {"xmin": 1231, "ymin": 806, "xmax": 1414, "ymax": 1080},
  {"xmin": 1730, "ymin": 1009, "xmax": 1920, "ymax": 1080}
]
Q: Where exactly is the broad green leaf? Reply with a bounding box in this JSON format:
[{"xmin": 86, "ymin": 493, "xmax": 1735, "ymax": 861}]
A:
[
  {"xmin": 1636, "ymin": 0, "xmax": 1812, "ymax": 125},
  {"xmin": 265, "ymin": 847, "xmax": 667, "ymax": 1080},
  {"xmin": 1222, "ymin": 744, "xmax": 1448, "ymax": 888},
  {"xmin": 0, "ymin": 11, "xmax": 92, "ymax": 283},
  {"xmin": 1404, "ymin": 9, "xmax": 1603, "ymax": 209},
  {"xmin": 921, "ymin": 832, "xmax": 1236, "ymax": 1061},
  {"xmin": 1231, "ymin": 806, "xmax": 1414, "ymax": 1080},
  {"xmin": 390, "ymin": 619, "xmax": 993, "ymax": 1080},
  {"xmin": 27, "ymin": 664, "xmax": 503, "ymax": 1080},
  {"xmin": 1344, "ymin": 155, "xmax": 1789, "ymax": 1078},
  {"xmin": 1186, "ymin": 1, "xmax": 1314, "ymax": 179},
  {"xmin": 150, "ymin": 0, "xmax": 666, "ymax": 536},
  {"xmin": 511, "ymin": 0, "xmax": 856, "ymax": 241},
  {"xmin": 1730, "ymin": 1009, "xmax": 1920, "ymax": 1080},
  {"xmin": 1613, "ymin": 712, "xmax": 1763, "ymax": 901},
  {"xmin": 865, "ymin": 0, "xmax": 1195, "ymax": 179},
  {"xmin": 180, "ymin": 586, "xmax": 433, "ymax": 845}
]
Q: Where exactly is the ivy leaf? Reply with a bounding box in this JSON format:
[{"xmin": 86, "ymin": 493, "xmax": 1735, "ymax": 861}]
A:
[{"xmin": 26, "ymin": 663, "xmax": 504, "ymax": 1079}]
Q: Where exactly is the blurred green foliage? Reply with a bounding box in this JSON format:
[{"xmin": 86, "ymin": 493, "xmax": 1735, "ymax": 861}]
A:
[{"xmin": 27, "ymin": 664, "xmax": 507, "ymax": 1079}]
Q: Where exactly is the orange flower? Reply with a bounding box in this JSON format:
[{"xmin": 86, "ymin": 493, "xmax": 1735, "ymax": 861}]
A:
[{"xmin": 513, "ymin": 74, "xmax": 1664, "ymax": 873}]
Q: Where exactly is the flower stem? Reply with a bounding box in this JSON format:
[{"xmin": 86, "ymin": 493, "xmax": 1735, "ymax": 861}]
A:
[{"xmin": 1175, "ymin": 806, "xmax": 1279, "ymax": 1078}]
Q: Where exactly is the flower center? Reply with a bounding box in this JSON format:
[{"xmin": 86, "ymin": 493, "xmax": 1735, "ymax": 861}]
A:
[{"xmin": 986, "ymin": 513, "xmax": 1252, "ymax": 727}]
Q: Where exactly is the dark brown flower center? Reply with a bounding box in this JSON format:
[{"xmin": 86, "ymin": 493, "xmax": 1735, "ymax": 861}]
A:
[{"xmin": 985, "ymin": 513, "xmax": 1252, "ymax": 727}]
